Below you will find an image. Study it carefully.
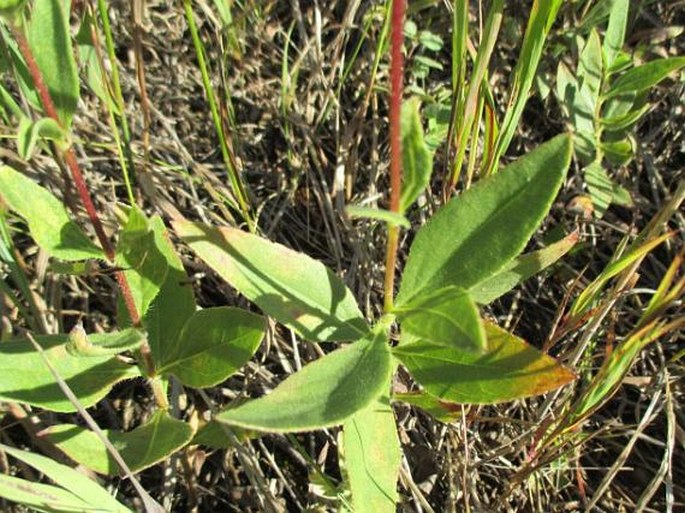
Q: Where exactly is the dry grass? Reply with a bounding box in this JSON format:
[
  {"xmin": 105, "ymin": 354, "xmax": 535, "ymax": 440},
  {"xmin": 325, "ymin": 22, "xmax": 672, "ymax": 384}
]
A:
[{"xmin": 0, "ymin": 1, "xmax": 683, "ymax": 512}]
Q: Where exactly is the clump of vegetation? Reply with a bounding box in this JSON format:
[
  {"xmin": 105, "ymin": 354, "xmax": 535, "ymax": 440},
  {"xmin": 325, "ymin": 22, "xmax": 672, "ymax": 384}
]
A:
[{"xmin": 0, "ymin": 1, "xmax": 682, "ymax": 511}]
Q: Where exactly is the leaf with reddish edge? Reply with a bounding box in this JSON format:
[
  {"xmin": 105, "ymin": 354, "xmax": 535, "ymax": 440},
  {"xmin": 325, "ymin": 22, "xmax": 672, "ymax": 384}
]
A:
[{"xmin": 393, "ymin": 322, "xmax": 576, "ymax": 404}]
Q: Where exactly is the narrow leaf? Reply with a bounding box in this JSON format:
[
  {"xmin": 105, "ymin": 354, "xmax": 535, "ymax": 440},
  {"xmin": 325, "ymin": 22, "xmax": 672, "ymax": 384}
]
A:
[
  {"xmin": 0, "ymin": 443, "xmax": 132, "ymax": 512},
  {"xmin": 174, "ymin": 221, "xmax": 368, "ymax": 342},
  {"xmin": 17, "ymin": 117, "xmax": 66, "ymax": 159},
  {"xmin": 0, "ymin": 473, "xmax": 94, "ymax": 513},
  {"xmin": 603, "ymin": 0, "xmax": 629, "ymax": 69},
  {"xmin": 393, "ymin": 322, "xmax": 576, "ymax": 404},
  {"xmin": 158, "ymin": 307, "xmax": 265, "ymax": 388},
  {"xmin": 45, "ymin": 411, "xmax": 194, "ymax": 476},
  {"xmin": 0, "ymin": 334, "xmax": 137, "ymax": 412},
  {"xmin": 345, "ymin": 205, "xmax": 410, "ymax": 228},
  {"xmin": 215, "ymin": 334, "xmax": 392, "ymax": 432},
  {"xmin": 0, "ymin": 166, "xmax": 104, "ymax": 260},
  {"xmin": 397, "ymin": 134, "xmax": 572, "ymax": 306},
  {"xmin": 66, "ymin": 327, "xmax": 146, "ymax": 357},
  {"xmin": 342, "ymin": 395, "xmax": 400, "ymax": 512},
  {"xmin": 393, "ymin": 392, "xmax": 463, "ymax": 423},
  {"xmin": 27, "ymin": 0, "xmax": 79, "ymax": 127},
  {"xmin": 605, "ymin": 57, "xmax": 685, "ymax": 98},
  {"xmin": 578, "ymin": 29, "xmax": 603, "ymax": 98},
  {"xmin": 400, "ymin": 97, "xmax": 433, "ymax": 212},
  {"xmin": 394, "ymin": 286, "xmax": 485, "ymax": 352}
]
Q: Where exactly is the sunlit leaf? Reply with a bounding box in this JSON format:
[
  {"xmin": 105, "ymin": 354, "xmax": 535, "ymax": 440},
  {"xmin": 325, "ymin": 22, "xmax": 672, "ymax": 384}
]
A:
[
  {"xmin": 400, "ymin": 97, "xmax": 433, "ymax": 212},
  {"xmin": 157, "ymin": 307, "xmax": 265, "ymax": 388},
  {"xmin": 215, "ymin": 334, "xmax": 392, "ymax": 432},
  {"xmin": 346, "ymin": 205, "xmax": 410, "ymax": 228},
  {"xmin": 397, "ymin": 135, "xmax": 572, "ymax": 306},
  {"xmin": 174, "ymin": 221, "xmax": 368, "ymax": 342},
  {"xmin": 603, "ymin": 0, "xmax": 629, "ymax": 70},
  {"xmin": 393, "ymin": 392, "xmax": 464, "ymax": 423},
  {"xmin": 0, "ymin": 166, "xmax": 104, "ymax": 261},
  {"xmin": 17, "ymin": 116, "xmax": 66, "ymax": 159},
  {"xmin": 393, "ymin": 322, "xmax": 575, "ymax": 404},
  {"xmin": 605, "ymin": 56, "xmax": 685, "ymax": 98}
]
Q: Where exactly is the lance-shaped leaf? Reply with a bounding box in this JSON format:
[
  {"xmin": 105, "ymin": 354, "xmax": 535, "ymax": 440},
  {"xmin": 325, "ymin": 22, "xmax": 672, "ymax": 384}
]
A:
[
  {"xmin": 174, "ymin": 221, "xmax": 368, "ymax": 342},
  {"xmin": 27, "ymin": 0, "xmax": 79, "ymax": 127},
  {"xmin": 393, "ymin": 322, "xmax": 575, "ymax": 404},
  {"xmin": 400, "ymin": 97, "xmax": 433, "ymax": 212},
  {"xmin": 397, "ymin": 134, "xmax": 572, "ymax": 306},
  {"xmin": 17, "ymin": 116, "xmax": 66, "ymax": 159},
  {"xmin": 44, "ymin": 411, "xmax": 194, "ymax": 476},
  {"xmin": 215, "ymin": 334, "xmax": 392, "ymax": 432},
  {"xmin": 0, "ymin": 334, "xmax": 137, "ymax": 412},
  {"xmin": 603, "ymin": 0, "xmax": 629, "ymax": 70},
  {"xmin": 0, "ymin": 166, "xmax": 104, "ymax": 260},
  {"xmin": 605, "ymin": 56, "xmax": 685, "ymax": 98},
  {"xmin": 157, "ymin": 307, "xmax": 265, "ymax": 388},
  {"xmin": 393, "ymin": 392, "xmax": 463, "ymax": 423},
  {"xmin": 393, "ymin": 286, "xmax": 485, "ymax": 352},
  {"xmin": 469, "ymin": 231, "xmax": 579, "ymax": 304},
  {"xmin": 144, "ymin": 216, "xmax": 197, "ymax": 366},
  {"xmin": 66, "ymin": 327, "xmax": 146, "ymax": 357},
  {"xmin": 116, "ymin": 207, "xmax": 168, "ymax": 319},
  {"xmin": 342, "ymin": 395, "xmax": 400, "ymax": 513},
  {"xmin": 0, "ymin": 443, "xmax": 132, "ymax": 513}
]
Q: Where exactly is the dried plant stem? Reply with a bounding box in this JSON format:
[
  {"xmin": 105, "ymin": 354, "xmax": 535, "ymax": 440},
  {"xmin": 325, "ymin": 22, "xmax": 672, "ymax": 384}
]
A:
[{"xmin": 383, "ymin": 0, "xmax": 406, "ymax": 313}]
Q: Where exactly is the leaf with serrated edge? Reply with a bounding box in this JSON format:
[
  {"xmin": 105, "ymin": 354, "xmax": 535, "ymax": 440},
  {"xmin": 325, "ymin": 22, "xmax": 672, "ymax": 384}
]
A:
[
  {"xmin": 470, "ymin": 231, "xmax": 579, "ymax": 304},
  {"xmin": 393, "ymin": 322, "xmax": 575, "ymax": 404},
  {"xmin": 0, "ymin": 335, "xmax": 137, "ymax": 412},
  {"xmin": 397, "ymin": 134, "xmax": 572, "ymax": 306},
  {"xmin": 174, "ymin": 221, "xmax": 368, "ymax": 342},
  {"xmin": 45, "ymin": 411, "xmax": 194, "ymax": 476},
  {"xmin": 0, "ymin": 443, "xmax": 132, "ymax": 512},
  {"xmin": 343, "ymin": 395, "xmax": 400, "ymax": 513},
  {"xmin": 394, "ymin": 286, "xmax": 485, "ymax": 352},
  {"xmin": 158, "ymin": 307, "xmax": 265, "ymax": 388},
  {"xmin": 215, "ymin": 334, "xmax": 392, "ymax": 432},
  {"xmin": 0, "ymin": 166, "xmax": 104, "ymax": 260}
]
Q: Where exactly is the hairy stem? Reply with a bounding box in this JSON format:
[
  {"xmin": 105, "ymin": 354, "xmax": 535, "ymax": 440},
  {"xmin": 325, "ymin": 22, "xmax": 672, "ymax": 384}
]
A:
[{"xmin": 383, "ymin": 0, "xmax": 406, "ymax": 313}]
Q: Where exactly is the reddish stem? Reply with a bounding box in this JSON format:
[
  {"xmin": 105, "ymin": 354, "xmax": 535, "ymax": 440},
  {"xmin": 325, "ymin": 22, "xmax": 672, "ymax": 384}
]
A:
[
  {"xmin": 12, "ymin": 26, "xmax": 141, "ymax": 329},
  {"xmin": 383, "ymin": 0, "xmax": 405, "ymax": 313}
]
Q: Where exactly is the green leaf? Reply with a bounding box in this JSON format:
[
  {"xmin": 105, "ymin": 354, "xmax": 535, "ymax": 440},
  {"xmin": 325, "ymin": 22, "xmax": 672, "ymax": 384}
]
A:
[
  {"xmin": 345, "ymin": 205, "xmax": 410, "ymax": 228},
  {"xmin": 601, "ymin": 104, "xmax": 650, "ymax": 131},
  {"xmin": 393, "ymin": 322, "xmax": 576, "ymax": 404},
  {"xmin": 393, "ymin": 392, "xmax": 463, "ymax": 423},
  {"xmin": 157, "ymin": 307, "xmax": 265, "ymax": 388},
  {"xmin": 0, "ymin": 334, "xmax": 137, "ymax": 412},
  {"xmin": 17, "ymin": 117, "xmax": 66, "ymax": 159},
  {"xmin": 400, "ymin": 97, "xmax": 433, "ymax": 212},
  {"xmin": 215, "ymin": 334, "xmax": 392, "ymax": 432},
  {"xmin": 116, "ymin": 207, "xmax": 169, "ymax": 319},
  {"xmin": 192, "ymin": 421, "xmax": 254, "ymax": 448},
  {"xmin": 603, "ymin": 0, "xmax": 629, "ymax": 70},
  {"xmin": 0, "ymin": 443, "xmax": 132, "ymax": 513},
  {"xmin": 578, "ymin": 29, "xmax": 603, "ymax": 98},
  {"xmin": 585, "ymin": 161, "xmax": 614, "ymax": 218},
  {"xmin": 342, "ymin": 395, "xmax": 400, "ymax": 513},
  {"xmin": 45, "ymin": 411, "xmax": 194, "ymax": 476},
  {"xmin": 174, "ymin": 221, "xmax": 368, "ymax": 342},
  {"xmin": 144, "ymin": 216, "xmax": 197, "ymax": 368},
  {"xmin": 470, "ymin": 231, "xmax": 579, "ymax": 304},
  {"xmin": 67, "ymin": 327, "xmax": 146, "ymax": 357},
  {"xmin": 27, "ymin": 0, "xmax": 79, "ymax": 127},
  {"xmin": 605, "ymin": 56, "xmax": 685, "ymax": 98},
  {"xmin": 601, "ymin": 137, "xmax": 633, "ymax": 166},
  {"xmin": 396, "ymin": 134, "xmax": 572, "ymax": 306},
  {"xmin": 393, "ymin": 286, "xmax": 485, "ymax": 352},
  {"xmin": 0, "ymin": 166, "xmax": 104, "ymax": 261}
]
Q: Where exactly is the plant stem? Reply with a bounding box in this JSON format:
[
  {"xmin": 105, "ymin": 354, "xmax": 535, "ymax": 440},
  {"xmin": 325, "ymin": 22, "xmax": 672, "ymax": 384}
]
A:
[{"xmin": 383, "ymin": 0, "xmax": 406, "ymax": 313}]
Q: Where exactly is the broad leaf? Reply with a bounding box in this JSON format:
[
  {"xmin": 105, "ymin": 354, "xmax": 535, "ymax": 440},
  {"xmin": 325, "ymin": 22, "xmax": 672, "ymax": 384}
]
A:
[
  {"xmin": 145, "ymin": 216, "xmax": 196, "ymax": 367},
  {"xmin": 470, "ymin": 231, "xmax": 579, "ymax": 304},
  {"xmin": 27, "ymin": 0, "xmax": 79, "ymax": 127},
  {"xmin": 394, "ymin": 286, "xmax": 485, "ymax": 352},
  {"xmin": 400, "ymin": 97, "xmax": 433, "ymax": 212},
  {"xmin": 393, "ymin": 322, "xmax": 575, "ymax": 404},
  {"xmin": 0, "ymin": 334, "xmax": 137, "ymax": 412},
  {"xmin": 157, "ymin": 307, "xmax": 265, "ymax": 388},
  {"xmin": 396, "ymin": 134, "xmax": 572, "ymax": 306},
  {"xmin": 0, "ymin": 166, "xmax": 104, "ymax": 260},
  {"xmin": 605, "ymin": 56, "xmax": 685, "ymax": 98},
  {"xmin": 116, "ymin": 207, "xmax": 168, "ymax": 319},
  {"xmin": 174, "ymin": 221, "xmax": 368, "ymax": 342},
  {"xmin": 45, "ymin": 411, "xmax": 194, "ymax": 476},
  {"xmin": 342, "ymin": 395, "xmax": 400, "ymax": 513},
  {"xmin": 215, "ymin": 334, "xmax": 392, "ymax": 432},
  {"xmin": 0, "ymin": 443, "xmax": 132, "ymax": 513},
  {"xmin": 192, "ymin": 421, "xmax": 254, "ymax": 448},
  {"xmin": 585, "ymin": 161, "xmax": 632, "ymax": 218}
]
